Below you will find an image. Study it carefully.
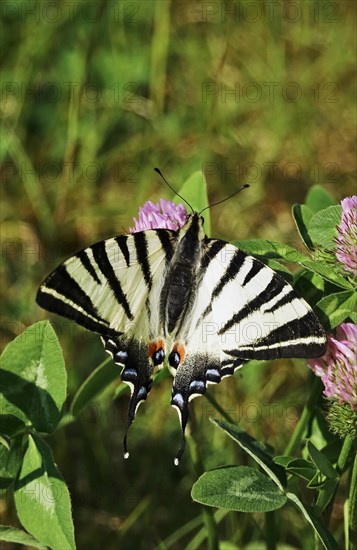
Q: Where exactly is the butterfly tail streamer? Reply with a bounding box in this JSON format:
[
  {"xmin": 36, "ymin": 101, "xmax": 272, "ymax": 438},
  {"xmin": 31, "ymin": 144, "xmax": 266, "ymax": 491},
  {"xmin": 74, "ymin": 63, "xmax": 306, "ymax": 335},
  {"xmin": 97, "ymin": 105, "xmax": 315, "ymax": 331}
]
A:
[
  {"xmin": 171, "ymin": 390, "xmax": 189, "ymax": 466},
  {"xmin": 171, "ymin": 352, "xmax": 224, "ymax": 465},
  {"xmin": 104, "ymin": 337, "xmax": 154, "ymax": 459},
  {"xmin": 122, "ymin": 383, "xmax": 149, "ymax": 460},
  {"xmin": 174, "ymin": 432, "xmax": 187, "ymax": 466}
]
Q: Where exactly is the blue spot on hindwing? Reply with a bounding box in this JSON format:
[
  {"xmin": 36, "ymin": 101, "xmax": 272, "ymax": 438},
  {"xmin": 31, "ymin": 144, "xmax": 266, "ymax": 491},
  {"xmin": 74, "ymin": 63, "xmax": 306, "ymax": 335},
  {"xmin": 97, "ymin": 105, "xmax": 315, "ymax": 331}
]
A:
[
  {"xmin": 189, "ymin": 380, "xmax": 205, "ymax": 394},
  {"xmin": 121, "ymin": 367, "xmax": 137, "ymax": 382}
]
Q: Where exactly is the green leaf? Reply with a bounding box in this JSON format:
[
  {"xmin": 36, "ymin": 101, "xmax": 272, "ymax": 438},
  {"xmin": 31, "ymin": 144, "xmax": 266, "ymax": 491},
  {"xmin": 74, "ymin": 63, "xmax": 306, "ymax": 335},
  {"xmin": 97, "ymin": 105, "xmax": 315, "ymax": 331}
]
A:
[
  {"xmin": 0, "ymin": 525, "xmax": 47, "ymax": 549},
  {"xmin": 0, "ymin": 443, "xmax": 12, "ymax": 495},
  {"xmin": 306, "ymin": 185, "xmax": 336, "ymax": 213},
  {"xmin": 211, "ymin": 419, "xmax": 287, "ymax": 490},
  {"xmin": 286, "ymin": 466, "xmax": 317, "ymax": 482},
  {"xmin": 349, "ymin": 311, "xmax": 357, "ymax": 323},
  {"xmin": 232, "ymin": 239, "xmax": 307, "ymax": 263},
  {"xmin": 300, "ymin": 260, "xmax": 352, "ymax": 290},
  {"xmin": 258, "ymin": 259, "xmax": 293, "ymax": 283},
  {"xmin": 273, "ymin": 456, "xmax": 296, "ymax": 468},
  {"xmin": 308, "ymin": 206, "xmax": 342, "ymax": 250},
  {"xmin": 274, "ymin": 456, "xmax": 317, "ymax": 482},
  {"xmin": 286, "ymin": 492, "xmax": 339, "ymax": 550},
  {"xmin": 307, "ymin": 442, "xmax": 338, "ymax": 480},
  {"xmin": 71, "ymin": 357, "xmax": 121, "ymax": 417},
  {"xmin": 315, "ymin": 479, "xmax": 339, "ymax": 514},
  {"xmin": 0, "ymin": 438, "xmax": 24, "ymax": 496},
  {"xmin": 14, "ymin": 434, "xmax": 75, "ymax": 550},
  {"xmin": 176, "ymin": 171, "xmax": 211, "ymax": 236},
  {"xmin": 113, "ymin": 381, "xmax": 130, "ymax": 400},
  {"xmin": 293, "ymin": 269, "xmax": 325, "ymax": 305},
  {"xmin": 292, "ymin": 204, "xmax": 315, "ymax": 250},
  {"xmin": 307, "ymin": 472, "xmax": 328, "ymax": 490},
  {"xmin": 0, "ymin": 435, "xmax": 10, "ymax": 451},
  {"xmin": 315, "ymin": 290, "xmax": 357, "ymax": 329},
  {"xmin": 0, "ymin": 321, "xmax": 67, "ymax": 435},
  {"xmin": 191, "ymin": 466, "xmax": 287, "ymax": 513}
]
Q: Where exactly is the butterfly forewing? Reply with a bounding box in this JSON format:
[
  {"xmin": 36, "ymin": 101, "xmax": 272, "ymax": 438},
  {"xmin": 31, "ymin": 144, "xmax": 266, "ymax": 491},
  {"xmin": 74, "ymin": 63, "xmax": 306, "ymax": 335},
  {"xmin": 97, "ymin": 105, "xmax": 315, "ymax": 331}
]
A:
[
  {"xmin": 204, "ymin": 241, "xmax": 326, "ymax": 360},
  {"xmin": 36, "ymin": 231, "xmax": 176, "ymax": 336}
]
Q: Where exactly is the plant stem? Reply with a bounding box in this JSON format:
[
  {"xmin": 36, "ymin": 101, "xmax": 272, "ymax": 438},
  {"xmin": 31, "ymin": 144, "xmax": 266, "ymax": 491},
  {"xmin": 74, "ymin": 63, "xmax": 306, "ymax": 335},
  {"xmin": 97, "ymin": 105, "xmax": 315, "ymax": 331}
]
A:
[
  {"xmin": 265, "ymin": 511, "xmax": 276, "ymax": 550},
  {"xmin": 284, "ymin": 376, "xmax": 322, "ymax": 456},
  {"xmin": 319, "ymin": 428, "xmax": 354, "ymax": 530},
  {"xmin": 337, "ymin": 433, "xmax": 354, "ymax": 474},
  {"xmin": 348, "ymin": 448, "xmax": 357, "ymax": 550},
  {"xmin": 187, "ymin": 409, "xmax": 219, "ymax": 550}
]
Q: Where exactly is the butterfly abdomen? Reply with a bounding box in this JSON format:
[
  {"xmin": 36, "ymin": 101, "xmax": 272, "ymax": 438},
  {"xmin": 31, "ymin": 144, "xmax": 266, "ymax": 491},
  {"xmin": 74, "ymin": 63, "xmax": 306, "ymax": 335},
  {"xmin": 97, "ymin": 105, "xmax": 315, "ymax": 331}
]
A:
[{"xmin": 165, "ymin": 264, "xmax": 197, "ymax": 333}]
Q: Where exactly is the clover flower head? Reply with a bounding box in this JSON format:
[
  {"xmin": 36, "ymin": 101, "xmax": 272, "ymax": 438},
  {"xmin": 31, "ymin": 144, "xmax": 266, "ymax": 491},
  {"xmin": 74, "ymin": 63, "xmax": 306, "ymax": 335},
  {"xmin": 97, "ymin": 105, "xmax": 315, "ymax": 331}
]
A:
[
  {"xmin": 130, "ymin": 199, "xmax": 187, "ymax": 233},
  {"xmin": 335, "ymin": 196, "xmax": 357, "ymax": 276},
  {"xmin": 307, "ymin": 323, "xmax": 357, "ymax": 410}
]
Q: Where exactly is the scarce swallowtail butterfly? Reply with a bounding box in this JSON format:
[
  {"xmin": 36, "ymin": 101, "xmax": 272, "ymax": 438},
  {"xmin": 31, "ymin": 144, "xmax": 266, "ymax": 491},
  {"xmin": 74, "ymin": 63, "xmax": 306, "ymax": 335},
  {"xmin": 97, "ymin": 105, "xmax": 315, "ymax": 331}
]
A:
[{"xmin": 36, "ymin": 179, "xmax": 326, "ymax": 465}]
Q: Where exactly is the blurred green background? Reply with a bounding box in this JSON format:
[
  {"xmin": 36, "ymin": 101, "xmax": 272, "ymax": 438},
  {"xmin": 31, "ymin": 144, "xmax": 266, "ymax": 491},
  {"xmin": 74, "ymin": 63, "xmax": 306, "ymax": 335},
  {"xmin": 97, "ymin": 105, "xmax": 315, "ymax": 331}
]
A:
[{"xmin": 1, "ymin": 0, "xmax": 356, "ymax": 548}]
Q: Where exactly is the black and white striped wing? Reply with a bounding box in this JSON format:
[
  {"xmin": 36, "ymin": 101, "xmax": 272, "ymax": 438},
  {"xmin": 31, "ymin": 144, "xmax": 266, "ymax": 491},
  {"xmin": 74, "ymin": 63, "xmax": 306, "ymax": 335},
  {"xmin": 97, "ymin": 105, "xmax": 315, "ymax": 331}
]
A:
[
  {"xmin": 37, "ymin": 231, "xmax": 175, "ymax": 337},
  {"xmin": 170, "ymin": 238, "xmax": 326, "ymax": 462},
  {"xmin": 205, "ymin": 240, "xmax": 326, "ymax": 360},
  {"xmin": 36, "ymin": 230, "xmax": 177, "ymax": 455}
]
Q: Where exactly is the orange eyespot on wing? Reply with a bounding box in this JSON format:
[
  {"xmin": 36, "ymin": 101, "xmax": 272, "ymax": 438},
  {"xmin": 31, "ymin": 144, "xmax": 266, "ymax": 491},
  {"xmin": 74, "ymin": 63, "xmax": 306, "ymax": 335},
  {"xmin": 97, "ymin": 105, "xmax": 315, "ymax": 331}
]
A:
[
  {"xmin": 148, "ymin": 339, "xmax": 165, "ymax": 366},
  {"xmin": 175, "ymin": 343, "xmax": 186, "ymax": 364},
  {"xmin": 169, "ymin": 342, "xmax": 186, "ymax": 370}
]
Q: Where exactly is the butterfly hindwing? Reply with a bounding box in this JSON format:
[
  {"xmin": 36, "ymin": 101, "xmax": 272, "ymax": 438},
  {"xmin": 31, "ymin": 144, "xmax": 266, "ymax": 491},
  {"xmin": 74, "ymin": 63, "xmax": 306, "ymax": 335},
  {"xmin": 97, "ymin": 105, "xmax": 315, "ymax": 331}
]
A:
[{"xmin": 103, "ymin": 334, "xmax": 153, "ymax": 458}]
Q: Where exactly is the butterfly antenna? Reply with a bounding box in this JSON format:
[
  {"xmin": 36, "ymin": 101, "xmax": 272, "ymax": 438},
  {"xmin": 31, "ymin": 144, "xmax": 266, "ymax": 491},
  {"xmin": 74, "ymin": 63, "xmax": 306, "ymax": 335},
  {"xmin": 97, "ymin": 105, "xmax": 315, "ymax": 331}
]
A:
[
  {"xmin": 154, "ymin": 167, "xmax": 194, "ymax": 214},
  {"xmin": 199, "ymin": 184, "xmax": 250, "ymax": 215}
]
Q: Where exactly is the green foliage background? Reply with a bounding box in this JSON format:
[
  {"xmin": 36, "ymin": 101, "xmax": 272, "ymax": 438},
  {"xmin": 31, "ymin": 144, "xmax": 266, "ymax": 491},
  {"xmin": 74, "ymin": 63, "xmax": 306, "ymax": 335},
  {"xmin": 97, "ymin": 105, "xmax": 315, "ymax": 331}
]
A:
[{"xmin": 1, "ymin": 1, "xmax": 356, "ymax": 548}]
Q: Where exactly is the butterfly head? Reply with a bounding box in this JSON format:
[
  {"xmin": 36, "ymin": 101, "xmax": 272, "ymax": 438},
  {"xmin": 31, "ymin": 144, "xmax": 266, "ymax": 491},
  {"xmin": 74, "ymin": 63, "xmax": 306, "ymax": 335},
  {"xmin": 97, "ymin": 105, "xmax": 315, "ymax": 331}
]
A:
[{"xmin": 180, "ymin": 212, "xmax": 206, "ymax": 240}]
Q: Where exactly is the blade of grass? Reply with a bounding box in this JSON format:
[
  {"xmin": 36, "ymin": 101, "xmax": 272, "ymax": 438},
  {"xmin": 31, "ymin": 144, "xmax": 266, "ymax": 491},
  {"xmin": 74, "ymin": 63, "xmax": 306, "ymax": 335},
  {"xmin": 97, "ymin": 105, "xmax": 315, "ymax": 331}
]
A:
[
  {"xmin": 186, "ymin": 509, "xmax": 228, "ymax": 550},
  {"xmin": 5, "ymin": 128, "xmax": 55, "ymax": 237},
  {"xmin": 149, "ymin": 0, "xmax": 170, "ymax": 113},
  {"xmin": 55, "ymin": 77, "xmax": 82, "ymax": 222},
  {"xmin": 343, "ymin": 437, "xmax": 357, "ymax": 550},
  {"xmin": 204, "ymin": 391, "xmax": 236, "ymax": 424},
  {"xmin": 284, "ymin": 377, "xmax": 322, "ymax": 456},
  {"xmin": 117, "ymin": 496, "xmax": 151, "ymax": 537},
  {"xmin": 155, "ymin": 515, "xmax": 203, "ymax": 549}
]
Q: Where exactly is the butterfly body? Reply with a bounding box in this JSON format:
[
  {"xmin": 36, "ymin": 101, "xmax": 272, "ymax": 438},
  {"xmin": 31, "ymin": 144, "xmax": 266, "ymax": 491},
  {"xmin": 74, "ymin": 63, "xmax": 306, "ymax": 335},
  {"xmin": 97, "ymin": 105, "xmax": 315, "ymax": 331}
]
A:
[
  {"xmin": 160, "ymin": 212, "xmax": 204, "ymax": 336},
  {"xmin": 36, "ymin": 208, "xmax": 326, "ymax": 463}
]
